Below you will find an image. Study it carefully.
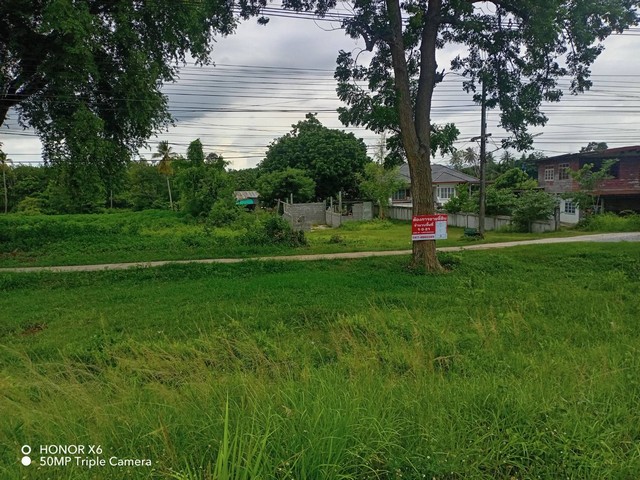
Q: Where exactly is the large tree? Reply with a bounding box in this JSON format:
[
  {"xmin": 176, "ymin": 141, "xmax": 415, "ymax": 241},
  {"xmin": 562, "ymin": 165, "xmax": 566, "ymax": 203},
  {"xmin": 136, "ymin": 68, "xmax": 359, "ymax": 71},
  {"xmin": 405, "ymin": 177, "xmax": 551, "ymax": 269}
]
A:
[
  {"xmin": 0, "ymin": 0, "xmax": 262, "ymax": 174},
  {"xmin": 284, "ymin": 0, "xmax": 639, "ymax": 271},
  {"xmin": 259, "ymin": 113, "xmax": 370, "ymax": 199}
]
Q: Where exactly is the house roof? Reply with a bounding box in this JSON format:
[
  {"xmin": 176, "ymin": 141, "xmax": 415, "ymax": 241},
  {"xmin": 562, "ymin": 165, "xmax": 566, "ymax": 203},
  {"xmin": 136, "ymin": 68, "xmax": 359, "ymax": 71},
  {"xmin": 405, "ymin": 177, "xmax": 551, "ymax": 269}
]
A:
[
  {"xmin": 234, "ymin": 190, "xmax": 260, "ymax": 200},
  {"xmin": 539, "ymin": 145, "xmax": 640, "ymax": 162},
  {"xmin": 398, "ymin": 163, "xmax": 480, "ymax": 184}
]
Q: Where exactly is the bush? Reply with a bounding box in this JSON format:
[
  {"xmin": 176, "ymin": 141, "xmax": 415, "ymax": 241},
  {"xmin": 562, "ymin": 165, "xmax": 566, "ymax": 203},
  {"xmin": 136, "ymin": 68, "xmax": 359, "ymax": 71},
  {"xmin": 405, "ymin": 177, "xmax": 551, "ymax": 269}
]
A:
[
  {"xmin": 209, "ymin": 200, "xmax": 245, "ymax": 227},
  {"xmin": 242, "ymin": 215, "xmax": 307, "ymax": 247},
  {"xmin": 444, "ymin": 185, "xmax": 474, "ymax": 213},
  {"xmin": 511, "ymin": 190, "xmax": 557, "ymax": 232},
  {"xmin": 328, "ymin": 234, "xmax": 346, "ymax": 244},
  {"xmin": 15, "ymin": 196, "xmax": 44, "ymax": 215}
]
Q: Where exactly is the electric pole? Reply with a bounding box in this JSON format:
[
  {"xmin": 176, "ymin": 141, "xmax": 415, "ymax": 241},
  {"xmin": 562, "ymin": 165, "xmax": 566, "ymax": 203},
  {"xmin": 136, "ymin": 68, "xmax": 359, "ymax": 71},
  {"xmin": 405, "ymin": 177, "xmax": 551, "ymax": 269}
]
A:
[
  {"xmin": 471, "ymin": 79, "xmax": 491, "ymax": 237},
  {"xmin": 479, "ymin": 80, "xmax": 487, "ymax": 237}
]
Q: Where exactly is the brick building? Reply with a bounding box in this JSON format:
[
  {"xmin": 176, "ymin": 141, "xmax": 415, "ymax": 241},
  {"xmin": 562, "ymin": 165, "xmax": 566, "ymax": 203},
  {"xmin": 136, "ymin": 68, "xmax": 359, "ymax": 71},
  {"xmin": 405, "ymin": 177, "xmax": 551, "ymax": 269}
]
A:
[{"xmin": 537, "ymin": 146, "xmax": 640, "ymax": 223}]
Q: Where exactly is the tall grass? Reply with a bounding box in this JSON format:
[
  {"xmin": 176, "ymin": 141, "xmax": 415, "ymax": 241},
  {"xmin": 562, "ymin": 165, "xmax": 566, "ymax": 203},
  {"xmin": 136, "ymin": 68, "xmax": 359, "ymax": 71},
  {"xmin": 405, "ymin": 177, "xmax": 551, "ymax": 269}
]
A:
[
  {"xmin": 1, "ymin": 245, "xmax": 640, "ymax": 478},
  {"xmin": 0, "ymin": 210, "xmax": 592, "ymax": 268},
  {"xmin": 578, "ymin": 212, "xmax": 640, "ymax": 232}
]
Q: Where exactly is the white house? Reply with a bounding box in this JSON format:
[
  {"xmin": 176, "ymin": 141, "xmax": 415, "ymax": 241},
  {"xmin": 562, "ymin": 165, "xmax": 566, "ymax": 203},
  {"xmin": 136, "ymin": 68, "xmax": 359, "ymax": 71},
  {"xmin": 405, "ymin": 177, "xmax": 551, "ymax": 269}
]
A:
[{"xmin": 392, "ymin": 163, "xmax": 480, "ymax": 207}]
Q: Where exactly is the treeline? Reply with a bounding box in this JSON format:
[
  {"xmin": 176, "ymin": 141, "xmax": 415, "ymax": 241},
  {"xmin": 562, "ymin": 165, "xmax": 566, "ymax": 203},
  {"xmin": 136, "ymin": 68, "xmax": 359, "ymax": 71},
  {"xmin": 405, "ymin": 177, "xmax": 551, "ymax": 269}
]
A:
[
  {"xmin": 0, "ymin": 115, "xmax": 373, "ymax": 216},
  {"xmin": 0, "ymin": 139, "xmax": 253, "ymax": 220}
]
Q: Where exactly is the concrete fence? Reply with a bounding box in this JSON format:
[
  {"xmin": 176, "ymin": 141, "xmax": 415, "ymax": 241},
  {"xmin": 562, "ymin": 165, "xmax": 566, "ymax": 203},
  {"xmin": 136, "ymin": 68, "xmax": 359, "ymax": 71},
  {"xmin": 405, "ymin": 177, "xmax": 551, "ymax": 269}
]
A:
[
  {"xmin": 282, "ymin": 202, "xmax": 326, "ymax": 231},
  {"xmin": 325, "ymin": 201, "xmax": 374, "ymax": 227},
  {"xmin": 387, "ymin": 205, "xmax": 558, "ymax": 232},
  {"xmin": 282, "ymin": 201, "xmax": 374, "ymax": 230}
]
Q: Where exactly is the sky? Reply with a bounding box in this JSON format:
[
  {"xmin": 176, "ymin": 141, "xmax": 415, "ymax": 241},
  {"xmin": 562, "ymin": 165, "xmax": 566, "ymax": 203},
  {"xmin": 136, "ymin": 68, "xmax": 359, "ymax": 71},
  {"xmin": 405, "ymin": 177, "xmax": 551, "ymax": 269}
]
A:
[{"xmin": 2, "ymin": 7, "xmax": 640, "ymax": 170}]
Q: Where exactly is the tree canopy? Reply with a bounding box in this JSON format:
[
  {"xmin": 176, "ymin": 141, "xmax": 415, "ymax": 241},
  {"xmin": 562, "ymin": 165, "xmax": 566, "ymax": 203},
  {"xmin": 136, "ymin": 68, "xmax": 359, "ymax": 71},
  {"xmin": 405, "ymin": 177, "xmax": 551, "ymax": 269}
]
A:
[
  {"xmin": 0, "ymin": 0, "xmax": 263, "ymax": 165},
  {"xmin": 259, "ymin": 114, "xmax": 370, "ymax": 199},
  {"xmin": 282, "ymin": 0, "xmax": 639, "ymax": 271},
  {"xmin": 257, "ymin": 168, "xmax": 317, "ymax": 206},
  {"xmin": 580, "ymin": 142, "xmax": 609, "ymax": 153}
]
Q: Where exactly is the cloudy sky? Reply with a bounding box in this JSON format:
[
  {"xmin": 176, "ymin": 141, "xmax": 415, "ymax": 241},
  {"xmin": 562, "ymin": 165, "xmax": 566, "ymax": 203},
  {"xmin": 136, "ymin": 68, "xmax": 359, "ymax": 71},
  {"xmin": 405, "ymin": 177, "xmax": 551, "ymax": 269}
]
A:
[{"xmin": 2, "ymin": 7, "xmax": 640, "ymax": 170}]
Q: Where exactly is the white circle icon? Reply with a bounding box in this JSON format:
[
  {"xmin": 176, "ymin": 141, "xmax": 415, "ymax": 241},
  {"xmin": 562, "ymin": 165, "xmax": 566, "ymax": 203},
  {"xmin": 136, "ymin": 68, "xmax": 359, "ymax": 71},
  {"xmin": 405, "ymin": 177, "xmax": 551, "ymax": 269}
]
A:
[
  {"xmin": 21, "ymin": 456, "xmax": 32, "ymax": 466},
  {"xmin": 21, "ymin": 445, "xmax": 31, "ymax": 455}
]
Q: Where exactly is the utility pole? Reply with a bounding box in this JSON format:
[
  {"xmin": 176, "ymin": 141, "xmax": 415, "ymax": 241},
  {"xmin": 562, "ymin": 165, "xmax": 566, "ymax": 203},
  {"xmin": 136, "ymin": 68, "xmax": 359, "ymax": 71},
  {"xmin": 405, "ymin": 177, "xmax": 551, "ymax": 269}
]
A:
[
  {"xmin": 471, "ymin": 79, "xmax": 491, "ymax": 237},
  {"xmin": 479, "ymin": 80, "xmax": 487, "ymax": 237}
]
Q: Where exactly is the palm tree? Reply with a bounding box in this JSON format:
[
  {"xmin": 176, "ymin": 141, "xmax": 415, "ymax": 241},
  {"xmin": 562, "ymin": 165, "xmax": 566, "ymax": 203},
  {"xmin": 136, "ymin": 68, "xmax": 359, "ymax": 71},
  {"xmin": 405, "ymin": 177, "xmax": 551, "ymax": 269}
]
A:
[
  {"xmin": 0, "ymin": 149, "xmax": 12, "ymax": 214},
  {"xmin": 153, "ymin": 141, "xmax": 177, "ymax": 210}
]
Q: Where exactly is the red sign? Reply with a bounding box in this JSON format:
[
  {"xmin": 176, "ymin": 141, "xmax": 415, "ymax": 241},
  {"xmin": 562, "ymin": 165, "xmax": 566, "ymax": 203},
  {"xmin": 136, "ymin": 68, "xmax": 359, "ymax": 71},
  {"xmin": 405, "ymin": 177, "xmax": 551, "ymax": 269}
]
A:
[{"xmin": 412, "ymin": 214, "xmax": 448, "ymax": 241}]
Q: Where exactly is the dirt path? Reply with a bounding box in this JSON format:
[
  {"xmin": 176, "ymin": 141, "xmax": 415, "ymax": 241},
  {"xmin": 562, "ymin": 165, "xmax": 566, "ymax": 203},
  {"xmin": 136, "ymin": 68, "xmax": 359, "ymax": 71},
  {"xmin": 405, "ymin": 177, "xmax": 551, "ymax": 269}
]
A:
[{"xmin": 2, "ymin": 232, "xmax": 639, "ymax": 273}]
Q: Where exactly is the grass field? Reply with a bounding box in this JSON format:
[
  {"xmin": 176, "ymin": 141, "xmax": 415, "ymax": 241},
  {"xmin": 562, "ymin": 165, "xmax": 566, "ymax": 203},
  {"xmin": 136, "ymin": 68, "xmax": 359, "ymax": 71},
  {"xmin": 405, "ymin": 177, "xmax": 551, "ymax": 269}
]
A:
[
  {"xmin": 0, "ymin": 210, "xmax": 592, "ymax": 268},
  {"xmin": 1, "ymin": 243, "xmax": 639, "ymax": 479}
]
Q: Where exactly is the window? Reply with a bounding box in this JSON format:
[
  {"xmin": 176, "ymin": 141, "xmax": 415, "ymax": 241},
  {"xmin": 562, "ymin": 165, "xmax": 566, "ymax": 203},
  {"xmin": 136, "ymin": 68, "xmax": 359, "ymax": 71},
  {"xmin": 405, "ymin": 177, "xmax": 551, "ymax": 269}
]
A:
[
  {"xmin": 437, "ymin": 186, "xmax": 456, "ymax": 200},
  {"xmin": 544, "ymin": 166, "xmax": 555, "ymax": 181},
  {"xmin": 392, "ymin": 188, "xmax": 410, "ymax": 201},
  {"xmin": 558, "ymin": 163, "xmax": 570, "ymax": 180},
  {"xmin": 564, "ymin": 200, "xmax": 576, "ymax": 215}
]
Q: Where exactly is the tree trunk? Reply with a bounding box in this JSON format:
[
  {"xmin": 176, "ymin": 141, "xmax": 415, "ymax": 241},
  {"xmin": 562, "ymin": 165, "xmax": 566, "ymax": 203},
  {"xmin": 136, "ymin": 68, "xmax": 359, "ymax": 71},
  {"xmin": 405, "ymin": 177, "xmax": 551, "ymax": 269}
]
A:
[
  {"xmin": 385, "ymin": 0, "xmax": 443, "ymax": 272},
  {"xmin": 166, "ymin": 176, "xmax": 173, "ymax": 210},
  {"xmin": 407, "ymin": 152, "xmax": 441, "ymax": 271}
]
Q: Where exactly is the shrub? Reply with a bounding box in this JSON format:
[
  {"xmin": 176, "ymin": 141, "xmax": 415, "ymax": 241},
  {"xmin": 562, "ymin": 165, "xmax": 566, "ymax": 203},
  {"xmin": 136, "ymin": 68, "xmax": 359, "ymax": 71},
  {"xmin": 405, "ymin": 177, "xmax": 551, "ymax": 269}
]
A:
[
  {"xmin": 209, "ymin": 200, "xmax": 245, "ymax": 227},
  {"xmin": 15, "ymin": 196, "xmax": 44, "ymax": 215},
  {"xmin": 579, "ymin": 213, "xmax": 640, "ymax": 232},
  {"xmin": 328, "ymin": 234, "xmax": 346, "ymax": 244},
  {"xmin": 444, "ymin": 185, "xmax": 474, "ymax": 213},
  {"xmin": 511, "ymin": 190, "xmax": 557, "ymax": 232},
  {"xmin": 242, "ymin": 215, "xmax": 307, "ymax": 247}
]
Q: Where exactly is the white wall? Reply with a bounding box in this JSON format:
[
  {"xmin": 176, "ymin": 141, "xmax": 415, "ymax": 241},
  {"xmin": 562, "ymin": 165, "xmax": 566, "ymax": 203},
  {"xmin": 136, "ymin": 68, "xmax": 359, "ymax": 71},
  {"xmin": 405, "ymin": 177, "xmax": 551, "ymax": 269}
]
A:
[{"xmin": 559, "ymin": 198, "xmax": 580, "ymax": 224}]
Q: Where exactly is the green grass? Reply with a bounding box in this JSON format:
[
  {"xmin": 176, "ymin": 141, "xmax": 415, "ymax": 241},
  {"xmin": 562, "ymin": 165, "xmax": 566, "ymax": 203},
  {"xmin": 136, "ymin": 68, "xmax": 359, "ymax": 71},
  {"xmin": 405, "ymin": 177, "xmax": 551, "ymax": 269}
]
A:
[
  {"xmin": 1, "ymin": 243, "xmax": 640, "ymax": 478},
  {"xmin": 0, "ymin": 211, "xmax": 593, "ymax": 268},
  {"xmin": 578, "ymin": 212, "xmax": 640, "ymax": 232}
]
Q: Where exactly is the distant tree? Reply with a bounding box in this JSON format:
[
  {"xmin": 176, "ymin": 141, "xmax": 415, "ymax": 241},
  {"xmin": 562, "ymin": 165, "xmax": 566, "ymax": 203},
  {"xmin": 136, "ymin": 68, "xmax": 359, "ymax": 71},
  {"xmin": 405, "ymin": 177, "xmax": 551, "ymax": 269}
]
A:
[
  {"xmin": 46, "ymin": 162, "xmax": 105, "ymax": 214},
  {"xmin": 153, "ymin": 141, "xmax": 178, "ymax": 210},
  {"xmin": 206, "ymin": 153, "xmax": 229, "ymax": 170},
  {"xmin": 568, "ymin": 160, "xmax": 618, "ymax": 214},
  {"xmin": 175, "ymin": 140, "xmax": 232, "ymax": 217},
  {"xmin": 358, "ymin": 163, "xmax": 405, "ymax": 218},
  {"xmin": 493, "ymin": 168, "xmax": 537, "ymax": 191},
  {"xmin": 449, "ymin": 147, "xmax": 498, "ymax": 179},
  {"xmin": 8, "ymin": 165, "xmax": 52, "ymax": 211},
  {"xmin": 128, "ymin": 161, "xmax": 167, "ymax": 211},
  {"xmin": 449, "ymin": 148, "xmax": 479, "ymax": 177},
  {"xmin": 580, "ymin": 142, "xmax": 609, "ymax": 153},
  {"xmin": 260, "ymin": 114, "xmax": 370, "ymax": 199},
  {"xmin": 229, "ymin": 168, "xmax": 260, "ymax": 191},
  {"xmin": 257, "ymin": 168, "xmax": 316, "ymax": 207},
  {"xmin": 516, "ymin": 152, "xmax": 545, "ymax": 179},
  {"xmin": 187, "ymin": 139, "xmax": 205, "ymax": 166}
]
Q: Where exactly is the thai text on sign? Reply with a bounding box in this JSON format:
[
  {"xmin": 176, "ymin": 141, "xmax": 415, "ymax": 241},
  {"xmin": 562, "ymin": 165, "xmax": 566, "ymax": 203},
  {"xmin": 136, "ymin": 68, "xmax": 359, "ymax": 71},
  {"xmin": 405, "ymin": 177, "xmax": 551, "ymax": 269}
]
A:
[{"xmin": 412, "ymin": 214, "xmax": 448, "ymax": 241}]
